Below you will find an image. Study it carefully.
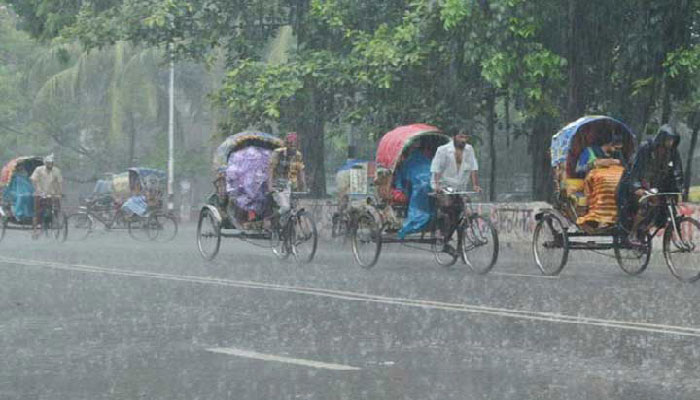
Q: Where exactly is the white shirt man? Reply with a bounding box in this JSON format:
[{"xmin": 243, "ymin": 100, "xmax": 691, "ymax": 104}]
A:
[
  {"xmin": 30, "ymin": 157, "xmax": 63, "ymax": 197},
  {"xmin": 430, "ymin": 133, "xmax": 481, "ymax": 192}
]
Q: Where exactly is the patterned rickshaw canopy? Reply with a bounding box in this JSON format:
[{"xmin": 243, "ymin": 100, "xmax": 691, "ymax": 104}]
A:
[
  {"xmin": 0, "ymin": 156, "xmax": 43, "ymax": 188},
  {"xmin": 213, "ymin": 132, "xmax": 284, "ymax": 172},
  {"xmin": 550, "ymin": 115, "xmax": 637, "ymax": 176}
]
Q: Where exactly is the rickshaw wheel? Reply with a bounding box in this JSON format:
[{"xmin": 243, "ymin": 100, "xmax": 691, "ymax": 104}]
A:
[
  {"xmin": 461, "ymin": 215, "xmax": 499, "ymax": 274},
  {"xmin": 0, "ymin": 218, "xmax": 6, "ymax": 243},
  {"xmin": 127, "ymin": 216, "xmax": 150, "ymax": 241},
  {"xmin": 614, "ymin": 233, "xmax": 651, "ymax": 276},
  {"xmin": 53, "ymin": 212, "xmax": 68, "ymax": 243},
  {"xmin": 67, "ymin": 212, "xmax": 92, "ymax": 241},
  {"xmin": 352, "ymin": 212, "xmax": 382, "ymax": 269},
  {"xmin": 533, "ymin": 214, "xmax": 569, "ymax": 276},
  {"xmin": 663, "ymin": 216, "xmax": 700, "ymax": 283},
  {"xmin": 292, "ymin": 211, "xmax": 318, "ymax": 265},
  {"xmin": 197, "ymin": 208, "xmax": 221, "ymax": 261},
  {"xmin": 430, "ymin": 230, "xmax": 459, "ymax": 268},
  {"xmin": 147, "ymin": 212, "xmax": 178, "ymax": 242}
]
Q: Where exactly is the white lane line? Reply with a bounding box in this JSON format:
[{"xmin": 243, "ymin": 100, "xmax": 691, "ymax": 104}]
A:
[
  {"xmin": 2, "ymin": 256, "xmax": 700, "ymax": 338},
  {"xmin": 205, "ymin": 347, "xmax": 361, "ymax": 371},
  {"xmin": 492, "ymin": 271, "xmax": 560, "ymax": 279}
]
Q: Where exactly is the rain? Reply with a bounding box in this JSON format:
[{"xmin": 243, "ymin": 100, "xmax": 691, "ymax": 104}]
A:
[{"xmin": 1, "ymin": 1, "xmax": 700, "ymax": 399}]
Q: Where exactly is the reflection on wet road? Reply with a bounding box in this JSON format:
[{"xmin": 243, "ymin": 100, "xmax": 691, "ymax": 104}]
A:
[{"xmin": 1, "ymin": 225, "xmax": 699, "ymax": 399}]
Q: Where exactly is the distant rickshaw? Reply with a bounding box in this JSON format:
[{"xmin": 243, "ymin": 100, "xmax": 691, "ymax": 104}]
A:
[
  {"xmin": 533, "ymin": 115, "xmax": 700, "ymax": 281},
  {"xmin": 0, "ymin": 156, "xmax": 67, "ymax": 241},
  {"xmin": 349, "ymin": 124, "xmax": 499, "ymax": 271},
  {"xmin": 196, "ymin": 132, "xmax": 318, "ymax": 263},
  {"xmin": 69, "ymin": 167, "xmax": 177, "ymax": 241}
]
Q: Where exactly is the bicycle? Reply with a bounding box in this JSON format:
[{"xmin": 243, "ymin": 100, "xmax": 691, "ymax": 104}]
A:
[{"xmin": 269, "ymin": 191, "xmax": 318, "ymax": 265}]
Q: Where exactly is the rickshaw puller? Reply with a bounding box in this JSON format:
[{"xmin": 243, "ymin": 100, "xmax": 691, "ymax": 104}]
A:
[
  {"xmin": 618, "ymin": 125, "xmax": 684, "ymax": 245},
  {"xmin": 267, "ymin": 132, "xmax": 306, "ymax": 227},
  {"xmin": 30, "ymin": 154, "xmax": 63, "ymax": 238},
  {"xmin": 431, "ymin": 131, "xmax": 481, "ymax": 250}
]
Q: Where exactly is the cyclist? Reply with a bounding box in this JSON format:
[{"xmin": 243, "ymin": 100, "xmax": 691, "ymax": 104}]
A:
[
  {"xmin": 618, "ymin": 125, "xmax": 684, "ymax": 244},
  {"xmin": 431, "ymin": 130, "xmax": 481, "ymax": 251},
  {"xmin": 267, "ymin": 132, "xmax": 306, "ymax": 228},
  {"xmin": 30, "ymin": 154, "xmax": 63, "ymax": 238}
]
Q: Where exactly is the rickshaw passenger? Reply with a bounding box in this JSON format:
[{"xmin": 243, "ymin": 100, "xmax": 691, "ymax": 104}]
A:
[
  {"xmin": 618, "ymin": 125, "xmax": 683, "ymax": 243},
  {"xmin": 394, "ymin": 140, "xmax": 434, "ymax": 239},
  {"xmin": 575, "ymin": 135, "xmax": 625, "ymax": 230},
  {"xmin": 431, "ymin": 131, "xmax": 481, "ymax": 243},
  {"xmin": 3, "ymin": 167, "xmax": 34, "ymax": 219},
  {"xmin": 268, "ymin": 132, "xmax": 306, "ymax": 225},
  {"xmin": 575, "ymin": 135, "xmax": 624, "ymax": 176},
  {"xmin": 30, "ymin": 154, "xmax": 62, "ymax": 237}
]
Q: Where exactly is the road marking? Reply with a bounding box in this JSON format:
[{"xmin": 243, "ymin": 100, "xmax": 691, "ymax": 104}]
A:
[
  {"xmin": 2, "ymin": 255, "xmax": 700, "ymax": 338},
  {"xmin": 205, "ymin": 347, "xmax": 361, "ymax": 371},
  {"xmin": 492, "ymin": 271, "xmax": 560, "ymax": 279}
]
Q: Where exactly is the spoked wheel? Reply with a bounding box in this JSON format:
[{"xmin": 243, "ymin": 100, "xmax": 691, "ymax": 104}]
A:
[
  {"xmin": 197, "ymin": 208, "xmax": 221, "ymax": 261},
  {"xmin": 292, "ymin": 211, "xmax": 318, "ymax": 265},
  {"xmin": 663, "ymin": 217, "xmax": 700, "ymax": 283},
  {"xmin": 430, "ymin": 229, "xmax": 459, "ymax": 268},
  {"xmin": 0, "ymin": 217, "xmax": 7, "ymax": 243},
  {"xmin": 52, "ymin": 212, "xmax": 68, "ymax": 243},
  {"xmin": 146, "ymin": 212, "xmax": 178, "ymax": 242},
  {"xmin": 67, "ymin": 212, "xmax": 93, "ymax": 241},
  {"xmin": 351, "ymin": 213, "xmax": 382, "ymax": 269},
  {"xmin": 533, "ymin": 214, "xmax": 569, "ymax": 276},
  {"xmin": 127, "ymin": 216, "xmax": 150, "ymax": 241},
  {"xmin": 614, "ymin": 233, "xmax": 651, "ymax": 276},
  {"xmin": 461, "ymin": 215, "xmax": 499, "ymax": 274}
]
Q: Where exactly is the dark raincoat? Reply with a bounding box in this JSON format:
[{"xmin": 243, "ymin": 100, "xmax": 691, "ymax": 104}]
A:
[{"xmin": 617, "ymin": 126, "xmax": 683, "ymax": 230}]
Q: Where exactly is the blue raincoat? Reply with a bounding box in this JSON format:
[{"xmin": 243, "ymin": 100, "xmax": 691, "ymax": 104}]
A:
[
  {"xmin": 2, "ymin": 174, "xmax": 35, "ymax": 219},
  {"xmin": 395, "ymin": 150, "xmax": 434, "ymax": 238}
]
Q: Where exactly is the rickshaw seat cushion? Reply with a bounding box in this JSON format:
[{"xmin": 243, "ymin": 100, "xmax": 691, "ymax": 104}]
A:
[{"xmin": 390, "ymin": 189, "xmax": 408, "ymax": 205}]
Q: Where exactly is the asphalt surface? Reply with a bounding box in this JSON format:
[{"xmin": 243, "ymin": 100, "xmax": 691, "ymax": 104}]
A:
[{"xmin": 1, "ymin": 224, "xmax": 700, "ymax": 399}]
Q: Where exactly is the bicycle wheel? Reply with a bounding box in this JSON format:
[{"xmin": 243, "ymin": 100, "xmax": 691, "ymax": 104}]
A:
[
  {"xmin": 352, "ymin": 213, "xmax": 382, "ymax": 268},
  {"xmin": 663, "ymin": 216, "xmax": 700, "ymax": 282},
  {"xmin": 430, "ymin": 229, "xmax": 459, "ymax": 268},
  {"xmin": 52, "ymin": 212, "xmax": 68, "ymax": 243},
  {"xmin": 461, "ymin": 215, "xmax": 499, "ymax": 274},
  {"xmin": 614, "ymin": 233, "xmax": 651, "ymax": 276},
  {"xmin": 127, "ymin": 216, "xmax": 150, "ymax": 241},
  {"xmin": 533, "ymin": 214, "xmax": 569, "ymax": 276},
  {"xmin": 292, "ymin": 211, "xmax": 318, "ymax": 265},
  {"xmin": 197, "ymin": 208, "xmax": 221, "ymax": 261},
  {"xmin": 147, "ymin": 212, "xmax": 178, "ymax": 242},
  {"xmin": 67, "ymin": 213, "xmax": 93, "ymax": 241}
]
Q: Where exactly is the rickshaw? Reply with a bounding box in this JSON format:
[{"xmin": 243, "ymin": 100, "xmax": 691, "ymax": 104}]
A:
[
  {"xmin": 69, "ymin": 168, "xmax": 178, "ymax": 241},
  {"xmin": 331, "ymin": 158, "xmax": 375, "ymax": 241},
  {"xmin": 196, "ymin": 132, "xmax": 318, "ymax": 263},
  {"xmin": 533, "ymin": 115, "xmax": 700, "ymax": 281},
  {"xmin": 0, "ymin": 156, "xmax": 67, "ymax": 242},
  {"xmin": 349, "ymin": 124, "xmax": 499, "ymax": 271}
]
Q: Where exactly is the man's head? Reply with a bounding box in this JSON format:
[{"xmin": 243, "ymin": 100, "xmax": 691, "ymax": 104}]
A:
[
  {"xmin": 453, "ymin": 131, "xmax": 469, "ymax": 149},
  {"xmin": 44, "ymin": 154, "xmax": 54, "ymax": 171},
  {"xmin": 285, "ymin": 132, "xmax": 298, "ymax": 151},
  {"xmin": 602, "ymin": 134, "xmax": 623, "ymax": 154},
  {"xmin": 655, "ymin": 124, "xmax": 680, "ymax": 150}
]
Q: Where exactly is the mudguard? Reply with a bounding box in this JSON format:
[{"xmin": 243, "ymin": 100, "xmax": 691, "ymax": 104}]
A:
[{"xmin": 200, "ymin": 205, "xmax": 223, "ymax": 226}]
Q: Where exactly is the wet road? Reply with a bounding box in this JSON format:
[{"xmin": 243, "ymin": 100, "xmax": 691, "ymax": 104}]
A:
[{"xmin": 1, "ymin": 225, "xmax": 699, "ymax": 399}]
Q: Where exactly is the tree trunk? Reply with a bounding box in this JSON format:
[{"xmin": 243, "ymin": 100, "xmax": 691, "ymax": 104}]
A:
[
  {"xmin": 566, "ymin": 0, "xmax": 583, "ymax": 120},
  {"xmin": 487, "ymin": 89, "xmax": 497, "ymax": 202},
  {"xmin": 683, "ymin": 116, "xmax": 699, "ymax": 201},
  {"xmin": 530, "ymin": 115, "xmax": 555, "ymax": 201},
  {"xmin": 127, "ymin": 110, "xmax": 136, "ymax": 167}
]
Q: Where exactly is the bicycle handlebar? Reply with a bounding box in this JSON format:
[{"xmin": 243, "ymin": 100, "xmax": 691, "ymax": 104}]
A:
[{"xmin": 638, "ymin": 191, "xmax": 682, "ymax": 204}]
